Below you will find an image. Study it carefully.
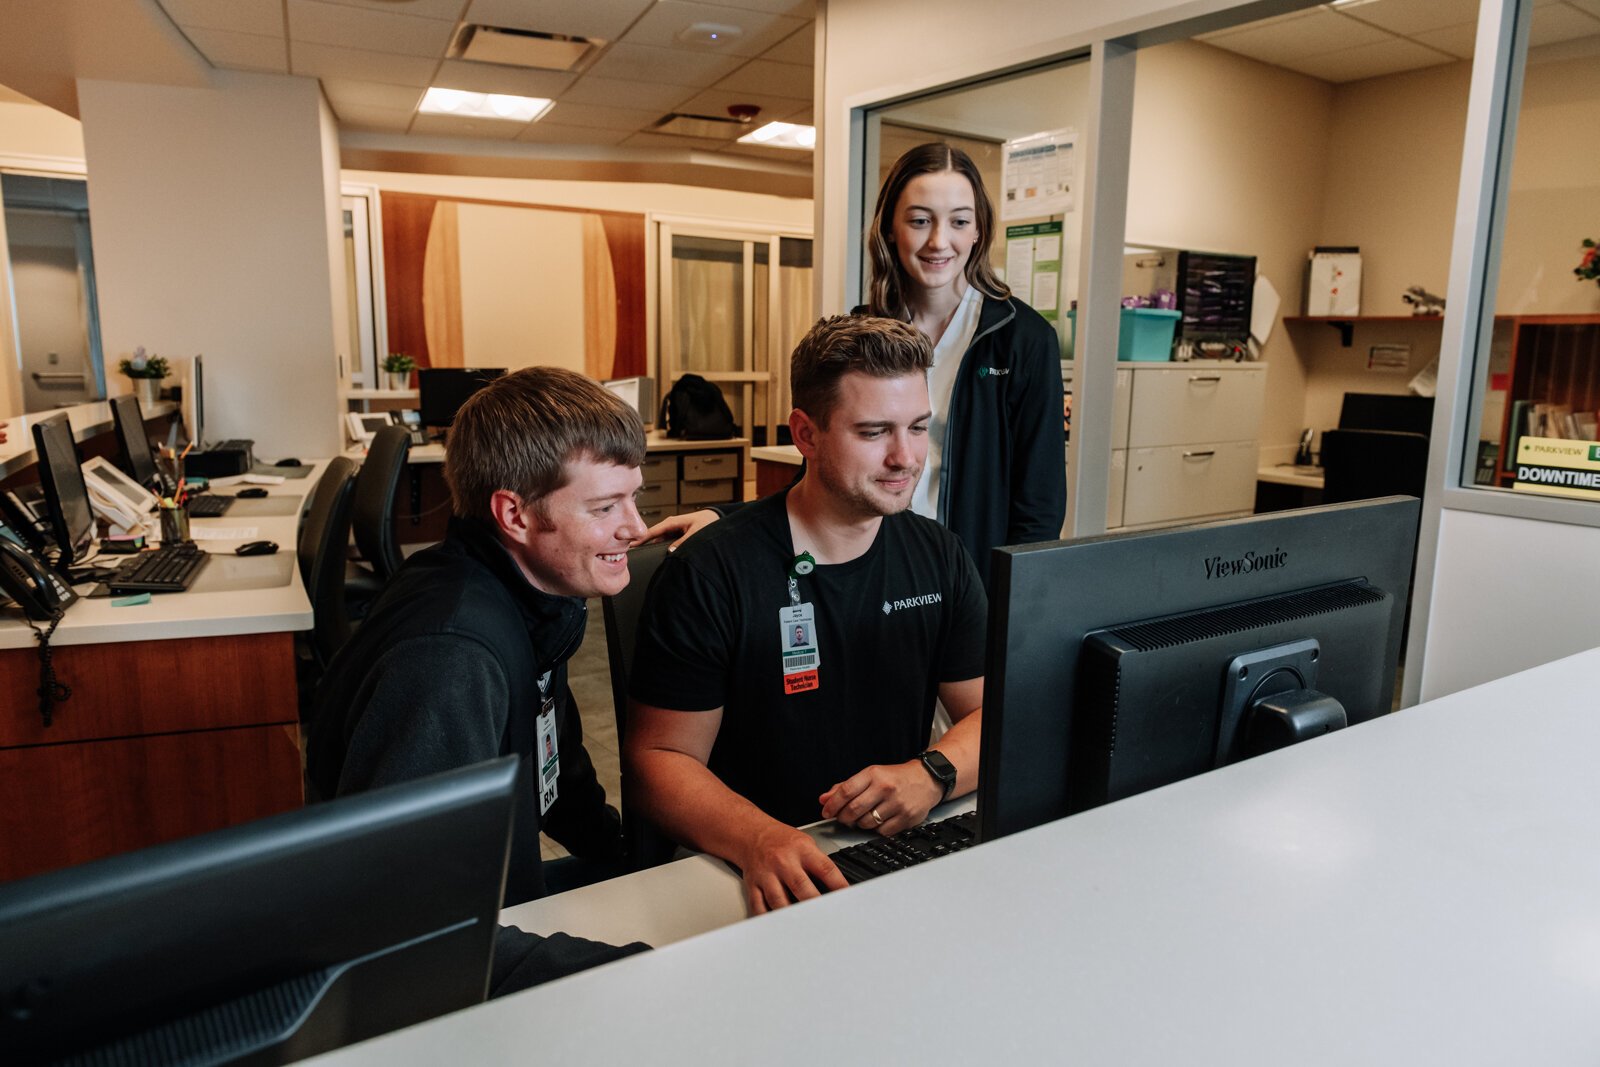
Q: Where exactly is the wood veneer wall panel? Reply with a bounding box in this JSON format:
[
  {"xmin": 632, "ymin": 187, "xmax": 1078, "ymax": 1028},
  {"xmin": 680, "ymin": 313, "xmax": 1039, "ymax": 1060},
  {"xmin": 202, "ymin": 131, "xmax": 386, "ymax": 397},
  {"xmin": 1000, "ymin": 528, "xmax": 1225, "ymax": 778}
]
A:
[
  {"xmin": 599, "ymin": 213, "xmax": 647, "ymax": 378},
  {"xmin": 583, "ymin": 214, "xmax": 618, "ymax": 380},
  {"xmin": 422, "ymin": 200, "xmax": 464, "ymax": 368},
  {"xmin": 381, "ymin": 192, "xmax": 438, "ymax": 368},
  {"xmin": 0, "ymin": 631, "xmax": 297, "ymax": 747},
  {"xmin": 0, "ymin": 724, "xmax": 303, "ymax": 882}
]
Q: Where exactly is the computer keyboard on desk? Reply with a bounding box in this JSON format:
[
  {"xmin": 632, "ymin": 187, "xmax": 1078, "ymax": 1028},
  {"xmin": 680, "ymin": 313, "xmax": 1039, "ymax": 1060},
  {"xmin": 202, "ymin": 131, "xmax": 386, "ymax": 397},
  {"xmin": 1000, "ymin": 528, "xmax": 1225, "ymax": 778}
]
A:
[
  {"xmin": 185, "ymin": 494, "xmax": 233, "ymax": 518},
  {"xmin": 108, "ymin": 543, "xmax": 208, "ymax": 594},
  {"xmin": 829, "ymin": 810, "xmax": 980, "ymax": 884}
]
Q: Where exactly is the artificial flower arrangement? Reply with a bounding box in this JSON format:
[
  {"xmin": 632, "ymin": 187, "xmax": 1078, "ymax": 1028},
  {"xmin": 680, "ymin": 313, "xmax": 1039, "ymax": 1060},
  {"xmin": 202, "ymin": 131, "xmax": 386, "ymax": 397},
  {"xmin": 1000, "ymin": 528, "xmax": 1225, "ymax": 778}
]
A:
[
  {"xmin": 1577, "ymin": 238, "xmax": 1599, "ymax": 287},
  {"xmin": 117, "ymin": 346, "xmax": 170, "ymax": 380}
]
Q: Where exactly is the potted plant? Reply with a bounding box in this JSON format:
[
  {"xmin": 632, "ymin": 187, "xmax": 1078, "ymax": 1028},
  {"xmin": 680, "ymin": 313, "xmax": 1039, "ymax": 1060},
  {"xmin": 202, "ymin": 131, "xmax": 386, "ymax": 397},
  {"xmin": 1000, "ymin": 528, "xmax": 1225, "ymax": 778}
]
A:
[
  {"xmin": 382, "ymin": 353, "xmax": 416, "ymax": 391},
  {"xmin": 118, "ymin": 346, "xmax": 170, "ymax": 407},
  {"xmin": 1576, "ymin": 238, "xmax": 1599, "ymax": 290}
]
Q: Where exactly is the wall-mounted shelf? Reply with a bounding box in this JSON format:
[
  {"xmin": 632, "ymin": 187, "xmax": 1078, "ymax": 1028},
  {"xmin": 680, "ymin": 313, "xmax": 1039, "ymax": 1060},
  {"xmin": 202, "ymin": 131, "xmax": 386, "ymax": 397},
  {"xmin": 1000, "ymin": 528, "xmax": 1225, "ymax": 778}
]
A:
[
  {"xmin": 342, "ymin": 387, "xmax": 419, "ymax": 400},
  {"xmin": 1283, "ymin": 315, "xmax": 1442, "ymax": 347}
]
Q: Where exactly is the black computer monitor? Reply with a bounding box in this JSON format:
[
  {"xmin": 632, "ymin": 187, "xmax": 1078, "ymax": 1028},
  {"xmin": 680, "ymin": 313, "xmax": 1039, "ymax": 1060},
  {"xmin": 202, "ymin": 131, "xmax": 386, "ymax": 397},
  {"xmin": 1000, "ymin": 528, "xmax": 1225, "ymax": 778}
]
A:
[
  {"xmin": 30, "ymin": 414, "xmax": 96, "ymax": 573},
  {"xmin": 978, "ymin": 497, "xmax": 1420, "ymax": 841},
  {"xmin": 0, "ymin": 757, "xmax": 518, "ymax": 1066},
  {"xmin": 110, "ymin": 393, "xmax": 162, "ymax": 490},
  {"xmin": 419, "ymin": 367, "xmax": 505, "ymax": 429},
  {"xmin": 1338, "ymin": 392, "xmax": 1434, "ymax": 436}
]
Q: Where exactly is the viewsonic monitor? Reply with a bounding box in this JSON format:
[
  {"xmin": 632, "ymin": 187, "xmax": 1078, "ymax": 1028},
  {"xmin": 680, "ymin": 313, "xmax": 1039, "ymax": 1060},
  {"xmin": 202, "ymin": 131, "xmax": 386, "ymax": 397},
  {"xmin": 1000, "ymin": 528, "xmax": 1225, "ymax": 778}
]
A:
[
  {"xmin": 110, "ymin": 393, "xmax": 163, "ymax": 490},
  {"xmin": 979, "ymin": 497, "xmax": 1420, "ymax": 842},
  {"xmin": 30, "ymin": 413, "xmax": 96, "ymax": 573},
  {"xmin": 419, "ymin": 367, "xmax": 505, "ymax": 429},
  {"xmin": 0, "ymin": 757, "xmax": 518, "ymax": 1066}
]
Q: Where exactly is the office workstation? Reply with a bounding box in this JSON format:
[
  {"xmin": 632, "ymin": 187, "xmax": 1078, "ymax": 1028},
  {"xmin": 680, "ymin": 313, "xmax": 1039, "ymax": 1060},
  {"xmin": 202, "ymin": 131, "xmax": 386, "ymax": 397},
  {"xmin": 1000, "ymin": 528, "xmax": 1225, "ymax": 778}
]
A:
[{"xmin": 2, "ymin": 0, "xmax": 1600, "ymax": 1061}]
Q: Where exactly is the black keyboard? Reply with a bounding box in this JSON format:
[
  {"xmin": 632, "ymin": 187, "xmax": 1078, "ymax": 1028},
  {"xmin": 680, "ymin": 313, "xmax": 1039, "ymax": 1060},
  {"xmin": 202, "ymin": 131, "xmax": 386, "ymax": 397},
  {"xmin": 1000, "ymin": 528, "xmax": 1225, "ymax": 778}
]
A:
[
  {"xmin": 829, "ymin": 810, "xmax": 980, "ymax": 884},
  {"xmin": 108, "ymin": 543, "xmax": 208, "ymax": 594},
  {"xmin": 186, "ymin": 494, "xmax": 233, "ymax": 517}
]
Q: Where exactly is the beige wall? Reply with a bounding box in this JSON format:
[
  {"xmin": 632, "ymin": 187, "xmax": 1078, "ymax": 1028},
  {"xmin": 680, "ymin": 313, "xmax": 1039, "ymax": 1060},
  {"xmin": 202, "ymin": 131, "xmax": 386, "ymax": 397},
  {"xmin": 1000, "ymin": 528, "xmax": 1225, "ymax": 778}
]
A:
[
  {"xmin": 455, "ymin": 204, "xmax": 587, "ymax": 373},
  {"xmin": 77, "ymin": 73, "xmax": 344, "ymax": 458}
]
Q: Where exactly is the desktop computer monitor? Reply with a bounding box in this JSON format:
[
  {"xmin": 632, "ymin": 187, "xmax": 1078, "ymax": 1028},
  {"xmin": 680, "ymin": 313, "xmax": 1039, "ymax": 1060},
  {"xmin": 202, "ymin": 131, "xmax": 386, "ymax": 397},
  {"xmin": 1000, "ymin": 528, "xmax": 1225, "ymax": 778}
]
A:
[
  {"xmin": 603, "ymin": 376, "xmax": 657, "ymax": 425},
  {"xmin": 0, "ymin": 757, "xmax": 518, "ymax": 1066},
  {"xmin": 30, "ymin": 414, "xmax": 96, "ymax": 573},
  {"xmin": 1339, "ymin": 392, "xmax": 1434, "ymax": 436},
  {"xmin": 978, "ymin": 497, "xmax": 1420, "ymax": 841},
  {"xmin": 110, "ymin": 393, "xmax": 162, "ymax": 490},
  {"xmin": 419, "ymin": 367, "xmax": 505, "ymax": 429}
]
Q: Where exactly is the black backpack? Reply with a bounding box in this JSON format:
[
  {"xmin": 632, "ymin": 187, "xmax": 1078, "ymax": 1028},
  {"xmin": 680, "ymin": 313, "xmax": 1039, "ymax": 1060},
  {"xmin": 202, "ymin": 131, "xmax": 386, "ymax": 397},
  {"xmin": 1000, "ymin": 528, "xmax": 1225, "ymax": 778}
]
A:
[{"xmin": 660, "ymin": 373, "xmax": 737, "ymax": 440}]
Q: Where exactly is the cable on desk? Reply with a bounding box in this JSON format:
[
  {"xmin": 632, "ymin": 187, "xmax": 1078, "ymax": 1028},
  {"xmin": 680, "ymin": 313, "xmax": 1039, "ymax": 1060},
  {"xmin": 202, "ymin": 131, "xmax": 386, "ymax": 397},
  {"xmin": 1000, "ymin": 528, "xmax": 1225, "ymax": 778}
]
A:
[{"xmin": 28, "ymin": 610, "xmax": 71, "ymax": 728}]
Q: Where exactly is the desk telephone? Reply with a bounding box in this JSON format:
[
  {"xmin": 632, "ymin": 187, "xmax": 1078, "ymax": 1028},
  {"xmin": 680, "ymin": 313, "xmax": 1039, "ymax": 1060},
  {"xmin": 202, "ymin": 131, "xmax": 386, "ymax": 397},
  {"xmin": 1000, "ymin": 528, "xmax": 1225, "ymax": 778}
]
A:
[{"xmin": 0, "ymin": 524, "xmax": 77, "ymax": 620}]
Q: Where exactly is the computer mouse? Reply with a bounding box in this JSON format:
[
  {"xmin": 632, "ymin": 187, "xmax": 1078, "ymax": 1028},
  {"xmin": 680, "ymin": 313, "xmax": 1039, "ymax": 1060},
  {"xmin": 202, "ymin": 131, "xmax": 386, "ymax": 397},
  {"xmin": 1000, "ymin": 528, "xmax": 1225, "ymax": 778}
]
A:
[
  {"xmin": 235, "ymin": 540, "xmax": 279, "ymax": 557},
  {"xmin": 275, "ymin": 458, "xmax": 303, "ymax": 468},
  {"xmin": 237, "ymin": 487, "xmax": 270, "ymax": 499}
]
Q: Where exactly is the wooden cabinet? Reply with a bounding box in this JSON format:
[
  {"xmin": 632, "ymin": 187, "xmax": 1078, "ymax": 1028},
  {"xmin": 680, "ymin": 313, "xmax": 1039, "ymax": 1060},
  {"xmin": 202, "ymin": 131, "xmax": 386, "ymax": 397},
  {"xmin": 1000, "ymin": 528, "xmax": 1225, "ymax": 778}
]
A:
[
  {"xmin": 636, "ymin": 445, "xmax": 744, "ymax": 527},
  {"xmin": 1489, "ymin": 315, "xmax": 1600, "ymax": 487}
]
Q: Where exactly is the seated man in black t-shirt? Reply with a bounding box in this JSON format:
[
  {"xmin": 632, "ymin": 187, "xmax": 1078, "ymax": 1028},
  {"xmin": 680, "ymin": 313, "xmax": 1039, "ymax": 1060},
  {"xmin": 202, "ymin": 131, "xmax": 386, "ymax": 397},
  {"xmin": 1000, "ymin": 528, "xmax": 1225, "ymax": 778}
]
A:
[{"xmin": 627, "ymin": 315, "xmax": 988, "ymax": 915}]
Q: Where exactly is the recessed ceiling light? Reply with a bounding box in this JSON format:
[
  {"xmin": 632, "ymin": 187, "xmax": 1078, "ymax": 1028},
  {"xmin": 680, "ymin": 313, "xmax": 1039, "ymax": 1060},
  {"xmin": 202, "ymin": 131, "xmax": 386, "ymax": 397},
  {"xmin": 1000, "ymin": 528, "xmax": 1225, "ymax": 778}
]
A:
[
  {"xmin": 419, "ymin": 88, "xmax": 553, "ymax": 123},
  {"xmin": 677, "ymin": 22, "xmax": 743, "ymax": 46},
  {"xmin": 736, "ymin": 121, "xmax": 815, "ymax": 150}
]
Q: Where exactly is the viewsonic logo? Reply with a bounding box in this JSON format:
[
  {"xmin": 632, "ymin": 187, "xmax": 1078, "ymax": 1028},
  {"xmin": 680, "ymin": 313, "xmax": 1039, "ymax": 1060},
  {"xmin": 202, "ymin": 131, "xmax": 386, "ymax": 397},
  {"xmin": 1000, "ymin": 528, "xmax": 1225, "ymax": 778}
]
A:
[{"xmin": 1204, "ymin": 547, "xmax": 1288, "ymax": 580}]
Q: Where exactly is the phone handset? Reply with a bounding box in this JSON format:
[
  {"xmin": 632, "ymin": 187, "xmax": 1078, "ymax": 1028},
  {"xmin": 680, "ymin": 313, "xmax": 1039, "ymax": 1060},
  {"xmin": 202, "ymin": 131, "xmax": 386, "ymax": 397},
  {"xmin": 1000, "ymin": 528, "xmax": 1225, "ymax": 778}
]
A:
[{"xmin": 0, "ymin": 536, "xmax": 78, "ymax": 621}]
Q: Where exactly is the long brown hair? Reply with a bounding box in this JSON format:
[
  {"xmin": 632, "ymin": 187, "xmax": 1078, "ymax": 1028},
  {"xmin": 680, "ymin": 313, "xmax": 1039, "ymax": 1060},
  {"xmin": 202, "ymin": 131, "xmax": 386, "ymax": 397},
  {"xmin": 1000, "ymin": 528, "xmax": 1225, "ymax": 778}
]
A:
[{"xmin": 866, "ymin": 142, "xmax": 1010, "ymax": 319}]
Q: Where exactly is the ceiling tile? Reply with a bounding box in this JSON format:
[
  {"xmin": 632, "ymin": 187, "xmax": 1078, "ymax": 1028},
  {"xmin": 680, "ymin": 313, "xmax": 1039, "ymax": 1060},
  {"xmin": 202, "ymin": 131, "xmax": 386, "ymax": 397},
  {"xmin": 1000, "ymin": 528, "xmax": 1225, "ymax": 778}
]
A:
[
  {"xmin": 586, "ymin": 42, "xmax": 745, "ymax": 87},
  {"xmin": 1204, "ymin": 9, "xmax": 1394, "ymax": 62},
  {"xmin": 1196, "ymin": 8, "xmax": 1318, "ymax": 41},
  {"xmin": 433, "ymin": 58, "xmax": 577, "ymax": 97},
  {"xmin": 714, "ymin": 57, "xmax": 812, "ymax": 97},
  {"xmin": 514, "ymin": 122, "xmax": 631, "ymax": 145},
  {"xmin": 309, "ymin": 0, "xmax": 468, "ymax": 20},
  {"xmin": 157, "ymin": 0, "xmax": 284, "ymax": 37},
  {"xmin": 287, "ymin": 0, "xmax": 457, "ymax": 58},
  {"xmin": 1567, "ymin": 0, "xmax": 1600, "ymax": 15},
  {"xmin": 621, "ymin": 130, "xmax": 728, "ymax": 150},
  {"xmin": 675, "ymin": 86, "xmax": 807, "ymax": 121},
  {"xmin": 560, "ymin": 74, "xmax": 696, "ymax": 109},
  {"xmin": 1529, "ymin": 3, "xmax": 1600, "ymax": 44},
  {"xmin": 1284, "ymin": 36, "xmax": 1457, "ymax": 81},
  {"xmin": 759, "ymin": 24, "xmax": 813, "ymax": 65},
  {"xmin": 705, "ymin": 0, "xmax": 814, "ymax": 13},
  {"xmin": 781, "ymin": 101, "xmax": 812, "ymax": 124},
  {"xmin": 291, "ymin": 41, "xmax": 440, "ymax": 86},
  {"xmin": 465, "ymin": 0, "xmax": 654, "ymax": 40},
  {"xmin": 320, "ymin": 78, "xmax": 425, "ymax": 111},
  {"xmin": 621, "ymin": 1, "xmax": 806, "ymax": 59},
  {"xmin": 1337, "ymin": 0, "xmax": 1482, "ymax": 36},
  {"xmin": 542, "ymin": 100, "xmax": 665, "ymax": 131},
  {"xmin": 1410, "ymin": 21, "xmax": 1480, "ymax": 59},
  {"xmin": 332, "ymin": 103, "xmax": 415, "ymax": 131},
  {"xmin": 184, "ymin": 27, "xmax": 289, "ymax": 72},
  {"xmin": 409, "ymin": 112, "xmax": 527, "ymax": 139},
  {"xmin": 718, "ymin": 140, "xmax": 810, "ymax": 162}
]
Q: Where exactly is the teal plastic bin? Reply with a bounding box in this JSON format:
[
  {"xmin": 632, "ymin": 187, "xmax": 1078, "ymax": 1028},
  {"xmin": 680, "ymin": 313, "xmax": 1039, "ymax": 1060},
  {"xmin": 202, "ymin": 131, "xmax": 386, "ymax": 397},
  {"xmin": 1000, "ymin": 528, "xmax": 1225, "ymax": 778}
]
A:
[{"xmin": 1066, "ymin": 307, "xmax": 1181, "ymax": 362}]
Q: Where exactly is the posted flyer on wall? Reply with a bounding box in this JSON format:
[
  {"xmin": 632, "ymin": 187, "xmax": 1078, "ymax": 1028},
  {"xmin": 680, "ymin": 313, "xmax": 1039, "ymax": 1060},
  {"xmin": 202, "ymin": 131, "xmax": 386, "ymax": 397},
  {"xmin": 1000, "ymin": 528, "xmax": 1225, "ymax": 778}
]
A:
[
  {"xmin": 1511, "ymin": 437, "xmax": 1600, "ymax": 501},
  {"xmin": 1001, "ymin": 128, "xmax": 1077, "ymax": 221}
]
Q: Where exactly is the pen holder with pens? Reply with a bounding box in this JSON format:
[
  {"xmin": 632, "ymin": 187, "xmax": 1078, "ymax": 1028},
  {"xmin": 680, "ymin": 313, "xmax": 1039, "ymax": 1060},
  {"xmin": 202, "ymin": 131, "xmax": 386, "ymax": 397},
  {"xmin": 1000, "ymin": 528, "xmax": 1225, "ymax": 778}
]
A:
[{"xmin": 158, "ymin": 501, "xmax": 191, "ymax": 544}]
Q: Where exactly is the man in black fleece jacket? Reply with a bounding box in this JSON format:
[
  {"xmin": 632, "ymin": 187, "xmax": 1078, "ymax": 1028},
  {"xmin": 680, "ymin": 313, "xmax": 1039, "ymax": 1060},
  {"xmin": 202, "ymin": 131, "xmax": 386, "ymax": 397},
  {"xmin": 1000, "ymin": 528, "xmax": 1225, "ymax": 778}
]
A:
[{"xmin": 307, "ymin": 367, "xmax": 652, "ymax": 996}]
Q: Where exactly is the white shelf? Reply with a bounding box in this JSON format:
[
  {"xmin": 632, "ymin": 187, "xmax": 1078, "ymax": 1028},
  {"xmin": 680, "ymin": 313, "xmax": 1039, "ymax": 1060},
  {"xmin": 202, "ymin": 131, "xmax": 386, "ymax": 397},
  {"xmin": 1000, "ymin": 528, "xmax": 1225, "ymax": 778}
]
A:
[{"xmin": 342, "ymin": 388, "xmax": 418, "ymax": 400}]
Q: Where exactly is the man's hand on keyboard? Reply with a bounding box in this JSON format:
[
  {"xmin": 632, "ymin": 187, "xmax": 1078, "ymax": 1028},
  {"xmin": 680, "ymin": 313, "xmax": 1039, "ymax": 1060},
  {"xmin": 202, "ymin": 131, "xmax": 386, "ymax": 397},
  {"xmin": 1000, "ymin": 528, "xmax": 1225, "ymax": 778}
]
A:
[
  {"xmin": 819, "ymin": 762, "xmax": 943, "ymax": 837},
  {"xmin": 735, "ymin": 822, "xmax": 848, "ymax": 916}
]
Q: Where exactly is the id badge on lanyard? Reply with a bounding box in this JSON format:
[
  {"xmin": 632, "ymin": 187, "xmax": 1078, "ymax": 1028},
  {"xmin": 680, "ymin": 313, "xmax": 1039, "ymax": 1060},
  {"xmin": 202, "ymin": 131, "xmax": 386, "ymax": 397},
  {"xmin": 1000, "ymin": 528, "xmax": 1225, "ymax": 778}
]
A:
[
  {"xmin": 535, "ymin": 671, "xmax": 559, "ymax": 816},
  {"xmin": 780, "ymin": 553, "xmax": 820, "ymax": 694}
]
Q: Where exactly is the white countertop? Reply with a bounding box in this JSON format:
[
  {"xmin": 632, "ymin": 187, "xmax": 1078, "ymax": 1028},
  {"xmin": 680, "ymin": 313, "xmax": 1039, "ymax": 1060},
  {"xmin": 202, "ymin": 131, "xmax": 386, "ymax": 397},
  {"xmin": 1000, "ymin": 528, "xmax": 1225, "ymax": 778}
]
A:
[
  {"xmin": 750, "ymin": 444, "xmax": 801, "ymax": 465},
  {"xmin": 1257, "ymin": 462, "xmax": 1326, "ymax": 488},
  {"xmin": 0, "ymin": 398, "xmax": 180, "ymax": 480},
  {"xmin": 363, "ymin": 433, "xmax": 749, "ymax": 467}
]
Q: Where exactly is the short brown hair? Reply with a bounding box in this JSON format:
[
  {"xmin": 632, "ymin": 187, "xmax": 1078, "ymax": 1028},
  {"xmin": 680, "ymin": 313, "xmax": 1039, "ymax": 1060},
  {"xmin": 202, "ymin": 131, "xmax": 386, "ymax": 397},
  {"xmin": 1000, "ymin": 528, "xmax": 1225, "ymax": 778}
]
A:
[
  {"xmin": 865, "ymin": 142, "xmax": 1010, "ymax": 320},
  {"xmin": 444, "ymin": 367, "xmax": 645, "ymax": 521},
  {"xmin": 790, "ymin": 316, "xmax": 932, "ymax": 427}
]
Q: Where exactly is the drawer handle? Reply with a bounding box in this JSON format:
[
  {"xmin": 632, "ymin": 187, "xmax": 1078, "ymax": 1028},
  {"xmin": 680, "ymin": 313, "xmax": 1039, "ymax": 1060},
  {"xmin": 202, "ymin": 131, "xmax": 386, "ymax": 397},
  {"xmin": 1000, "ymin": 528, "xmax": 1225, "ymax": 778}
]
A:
[
  {"xmin": 1182, "ymin": 450, "xmax": 1216, "ymax": 460},
  {"xmin": 1188, "ymin": 375, "xmax": 1222, "ymax": 383}
]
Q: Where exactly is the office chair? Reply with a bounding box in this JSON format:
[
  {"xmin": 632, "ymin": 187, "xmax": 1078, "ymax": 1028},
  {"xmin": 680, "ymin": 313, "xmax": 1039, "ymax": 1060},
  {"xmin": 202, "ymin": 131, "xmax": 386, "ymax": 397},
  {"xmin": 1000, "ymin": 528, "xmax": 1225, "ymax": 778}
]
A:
[
  {"xmin": 298, "ymin": 456, "xmax": 360, "ymax": 670},
  {"xmin": 348, "ymin": 424, "xmax": 412, "ymax": 608},
  {"xmin": 1319, "ymin": 428, "xmax": 1430, "ymax": 504},
  {"xmin": 601, "ymin": 540, "xmax": 678, "ymax": 871}
]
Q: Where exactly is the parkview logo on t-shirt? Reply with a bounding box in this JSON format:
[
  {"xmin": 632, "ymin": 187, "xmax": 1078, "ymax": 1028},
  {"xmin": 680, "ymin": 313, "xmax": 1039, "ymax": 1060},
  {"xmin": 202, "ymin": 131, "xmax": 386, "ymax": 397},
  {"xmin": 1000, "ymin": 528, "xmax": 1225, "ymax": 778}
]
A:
[{"xmin": 882, "ymin": 592, "xmax": 943, "ymax": 615}]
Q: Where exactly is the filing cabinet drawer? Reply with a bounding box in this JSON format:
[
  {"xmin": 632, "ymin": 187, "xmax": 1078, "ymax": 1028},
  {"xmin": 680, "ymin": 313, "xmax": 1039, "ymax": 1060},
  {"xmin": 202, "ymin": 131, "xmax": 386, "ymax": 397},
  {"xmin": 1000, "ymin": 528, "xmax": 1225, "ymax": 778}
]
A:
[
  {"xmin": 640, "ymin": 455, "xmax": 677, "ymax": 485},
  {"xmin": 1126, "ymin": 365, "xmax": 1265, "ymax": 448},
  {"xmin": 680, "ymin": 478, "xmax": 736, "ymax": 505},
  {"xmin": 1121, "ymin": 440, "xmax": 1258, "ymax": 527},
  {"xmin": 637, "ymin": 506, "xmax": 672, "ymax": 529},
  {"xmin": 683, "ymin": 451, "xmax": 738, "ymax": 481},
  {"xmin": 637, "ymin": 479, "xmax": 679, "ymax": 509}
]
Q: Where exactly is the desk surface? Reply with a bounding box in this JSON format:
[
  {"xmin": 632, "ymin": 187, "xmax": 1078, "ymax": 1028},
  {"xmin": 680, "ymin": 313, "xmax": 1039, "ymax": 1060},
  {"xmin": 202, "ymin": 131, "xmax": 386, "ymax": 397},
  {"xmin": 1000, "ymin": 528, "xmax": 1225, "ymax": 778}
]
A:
[
  {"xmin": 0, "ymin": 398, "xmax": 179, "ymax": 480},
  {"xmin": 1257, "ymin": 461, "xmax": 1326, "ymax": 489},
  {"xmin": 312, "ymin": 647, "xmax": 1600, "ymax": 1065},
  {"xmin": 378, "ymin": 432, "xmax": 749, "ymax": 467},
  {"xmin": 0, "ymin": 460, "xmax": 323, "ymax": 649}
]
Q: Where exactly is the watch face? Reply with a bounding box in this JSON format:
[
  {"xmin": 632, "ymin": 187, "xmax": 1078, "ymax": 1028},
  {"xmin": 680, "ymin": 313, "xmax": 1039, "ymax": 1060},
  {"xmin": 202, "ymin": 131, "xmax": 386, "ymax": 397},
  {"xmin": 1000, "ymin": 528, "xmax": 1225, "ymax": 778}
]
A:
[{"xmin": 921, "ymin": 750, "xmax": 957, "ymax": 794}]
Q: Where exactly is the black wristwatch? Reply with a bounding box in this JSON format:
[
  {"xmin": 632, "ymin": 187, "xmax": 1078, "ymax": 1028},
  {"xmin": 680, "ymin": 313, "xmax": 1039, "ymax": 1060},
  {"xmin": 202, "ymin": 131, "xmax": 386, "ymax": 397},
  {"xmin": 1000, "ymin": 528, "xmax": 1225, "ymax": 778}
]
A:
[{"xmin": 916, "ymin": 750, "xmax": 957, "ymax": 802}]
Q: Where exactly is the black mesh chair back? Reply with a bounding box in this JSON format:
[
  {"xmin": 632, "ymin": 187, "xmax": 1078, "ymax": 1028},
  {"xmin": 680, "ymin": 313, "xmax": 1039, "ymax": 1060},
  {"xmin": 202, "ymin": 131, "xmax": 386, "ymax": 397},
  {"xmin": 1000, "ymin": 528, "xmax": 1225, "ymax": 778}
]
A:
[
  {"xmin": 601, "ymin": 540, "xmax": 677, "ymax": 871},
  {"xmin": 351, "ymin": 425, "xmax": 411, "ymax": 583},
  {"xmin": 298, "ymin": 457, "xmax": 359, "ymax": 667},
  {"xmin": 1320, "ymin": 429, "xmax": 1430, "ymax": 504}
]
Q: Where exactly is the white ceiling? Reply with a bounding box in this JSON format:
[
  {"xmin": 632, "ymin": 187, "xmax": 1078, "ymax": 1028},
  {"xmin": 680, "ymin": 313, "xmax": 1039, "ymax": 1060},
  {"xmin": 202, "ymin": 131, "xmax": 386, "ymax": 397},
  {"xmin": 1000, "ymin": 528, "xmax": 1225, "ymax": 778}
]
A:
[{"xmin": 154, "ymin": 0, "xmax": 816, "ymax": 164}]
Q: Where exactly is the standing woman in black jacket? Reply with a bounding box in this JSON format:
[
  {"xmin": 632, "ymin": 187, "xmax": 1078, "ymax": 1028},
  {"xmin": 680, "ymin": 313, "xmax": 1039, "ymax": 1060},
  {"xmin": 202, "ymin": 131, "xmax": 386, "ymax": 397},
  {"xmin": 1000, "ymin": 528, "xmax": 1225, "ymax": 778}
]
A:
[{"xmin": 863, "ymin": 142, "xmax": 1066, "ymax": 584}]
